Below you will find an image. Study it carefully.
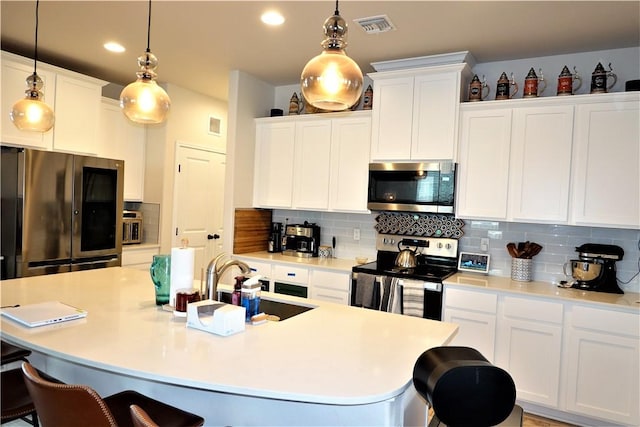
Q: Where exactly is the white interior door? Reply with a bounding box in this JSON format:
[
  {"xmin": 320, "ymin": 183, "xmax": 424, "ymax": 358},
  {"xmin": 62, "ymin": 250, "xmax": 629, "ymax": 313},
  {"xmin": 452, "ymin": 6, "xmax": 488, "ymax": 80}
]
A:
[{"xmin": 173, "ymin": 144, "xmax": 226, "ymax": 283}]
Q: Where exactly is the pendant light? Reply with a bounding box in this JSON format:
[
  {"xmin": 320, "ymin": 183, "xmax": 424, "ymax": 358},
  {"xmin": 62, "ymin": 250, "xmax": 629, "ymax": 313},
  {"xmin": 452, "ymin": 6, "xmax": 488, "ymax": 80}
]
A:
[
  {"xmin": 10, "ymin": 0, "xmax": 54, "ymax": 132},
  {"xmin": 300, "ymin": 0, "xmax": 363, "ymax": 111},
  {"xmin": 119, "ymin": 0, "xmax": 170, "ymax": 124}
]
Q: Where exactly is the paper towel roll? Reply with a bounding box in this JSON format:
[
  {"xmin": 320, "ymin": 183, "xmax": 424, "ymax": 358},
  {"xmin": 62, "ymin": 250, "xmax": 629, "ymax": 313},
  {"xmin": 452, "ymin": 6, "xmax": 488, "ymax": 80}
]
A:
[{"xmin": 169, "ymin": 247, "xmax": 195, "ymax": 307}]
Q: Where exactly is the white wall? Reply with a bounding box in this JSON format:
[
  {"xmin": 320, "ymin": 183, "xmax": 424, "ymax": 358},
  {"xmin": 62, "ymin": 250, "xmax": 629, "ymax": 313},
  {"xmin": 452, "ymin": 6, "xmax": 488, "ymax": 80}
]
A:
[
  {"xmin": 223, "ymin": 70, "xmax": 275, "ymax": 253},
  {"xmin": 471, "ymin": 47, "xmax": 639, "ymax": 99}
]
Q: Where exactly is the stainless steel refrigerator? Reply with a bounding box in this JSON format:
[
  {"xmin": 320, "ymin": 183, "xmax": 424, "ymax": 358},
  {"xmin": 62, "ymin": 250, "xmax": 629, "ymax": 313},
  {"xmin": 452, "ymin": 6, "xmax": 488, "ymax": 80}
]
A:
[{"xmin": 1, "ymin": 146, "xmax": 124, "ymax": 279}]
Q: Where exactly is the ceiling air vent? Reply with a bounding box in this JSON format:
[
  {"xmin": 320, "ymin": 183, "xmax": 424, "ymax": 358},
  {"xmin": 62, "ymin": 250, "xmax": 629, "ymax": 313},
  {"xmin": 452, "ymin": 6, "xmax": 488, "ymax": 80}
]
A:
[{"xmin": 353, "ymin": 15, "xmax": 396, "ymax": 34}]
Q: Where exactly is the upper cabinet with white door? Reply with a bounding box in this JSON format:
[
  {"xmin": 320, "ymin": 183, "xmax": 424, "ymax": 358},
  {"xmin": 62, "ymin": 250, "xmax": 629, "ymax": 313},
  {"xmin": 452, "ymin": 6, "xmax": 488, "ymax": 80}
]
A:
[
  {"xmin": 99, "ymin": 98, "xmax": 147, "ymax": 201},
  {"xmin": 253, "ymin": 111, "xmax": 371, "ymax": 213},
  {"xmin": 1, "ymin": 51, "xmax": 106, "ymax": 155},
  {"xmin": 369, "ymin": 62, "xmax": 471, "ymax": 161},
  {"xmin": 571, "ymin": 93, "xmax": 639, "ymax": 229},
  {"xmin": 1, "ymin": 55, "xmax": 55, "ymax": 150},
  {"xmin": 457, "ymin": 93, "xmax": 638, "ymax": 229}
]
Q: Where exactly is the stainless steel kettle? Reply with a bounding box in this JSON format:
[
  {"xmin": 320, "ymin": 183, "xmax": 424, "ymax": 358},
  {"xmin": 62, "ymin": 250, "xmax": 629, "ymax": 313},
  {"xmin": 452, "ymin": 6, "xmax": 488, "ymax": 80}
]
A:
[{"xmin": 395, "ymin": 241, "xmax": 418, "ymax": 268}]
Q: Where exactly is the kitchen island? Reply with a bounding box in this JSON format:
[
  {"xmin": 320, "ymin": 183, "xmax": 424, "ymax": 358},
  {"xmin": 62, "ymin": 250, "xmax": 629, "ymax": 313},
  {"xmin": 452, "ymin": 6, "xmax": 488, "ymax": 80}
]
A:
[{"xmin": 0, "ymin": 267, "xmax": 458, "ymax": 426}]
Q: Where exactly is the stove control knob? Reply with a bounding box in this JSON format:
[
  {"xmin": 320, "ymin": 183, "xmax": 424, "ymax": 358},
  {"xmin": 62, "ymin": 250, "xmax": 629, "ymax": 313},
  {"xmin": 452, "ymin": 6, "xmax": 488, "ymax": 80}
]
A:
[
  {"xmin": 445, "ymin": 243, "xmax": 452, "ymax": 250},
  {"xmin": 437, "ymin": 242, "xmax": 443, "ymax": 249}
]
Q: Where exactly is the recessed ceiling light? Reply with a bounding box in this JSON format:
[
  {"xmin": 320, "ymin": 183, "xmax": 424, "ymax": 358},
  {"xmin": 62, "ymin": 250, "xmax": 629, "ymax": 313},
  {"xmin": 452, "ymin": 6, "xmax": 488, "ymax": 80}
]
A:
[
  {"xmin": 104, "ymin": 42, "xmax": 125, "ymax": 53},
  {"xmin": 261, "ymin": 11, "xmax": 285, "ymax": 26}
]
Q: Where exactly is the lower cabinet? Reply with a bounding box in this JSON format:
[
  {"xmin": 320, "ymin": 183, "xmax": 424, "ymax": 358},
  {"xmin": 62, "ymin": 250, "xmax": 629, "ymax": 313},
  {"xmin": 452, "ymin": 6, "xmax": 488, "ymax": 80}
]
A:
[
  {"xmin": 495, "ymin": 296, "xmax": 563, "ymax": 408},
  {"xmin": 310, "ymin": 269, "xmax": 350, "ymax": 305},
  {"xmin": 232, "ymin": 256, "xmax": 351, "ymax": 305},
  {"xmin": 564, "ymin": 305, "xmax": 639, "ymax": 425},
  {"xmin": 442, "ymin": 284, "xmax": 639, "ymax": 426},
  {"xmin": 443, "ymin": 287, "xmax": 497, "ymax": 362},
  {"xmin": 122, "ymin": 245, "xmax": 159, "ymax": 271}
]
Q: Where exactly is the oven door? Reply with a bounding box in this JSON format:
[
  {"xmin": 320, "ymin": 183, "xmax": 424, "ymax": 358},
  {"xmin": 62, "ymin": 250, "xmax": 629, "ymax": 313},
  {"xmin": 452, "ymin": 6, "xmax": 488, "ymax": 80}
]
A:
[{"xmin": 351, "ymin": 272, "xmax": 443, "ymax": 320}]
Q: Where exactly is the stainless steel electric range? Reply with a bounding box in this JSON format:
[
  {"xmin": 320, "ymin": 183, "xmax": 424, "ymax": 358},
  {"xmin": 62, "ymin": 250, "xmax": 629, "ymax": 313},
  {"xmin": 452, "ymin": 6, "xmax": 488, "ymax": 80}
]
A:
[{"xmin": 351, "ymin": 234, "xmax": 458, "ymax": 320}]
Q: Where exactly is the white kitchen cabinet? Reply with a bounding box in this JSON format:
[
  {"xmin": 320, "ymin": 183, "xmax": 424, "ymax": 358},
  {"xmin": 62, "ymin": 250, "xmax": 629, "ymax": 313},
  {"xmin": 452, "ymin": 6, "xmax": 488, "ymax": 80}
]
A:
[
  {"xmin": 253, "ymin": 112, "xmax": 371, "ymax": 213},
  {"xmin": 443, "ymin": 286, "xmax": 497, "ymax": 362},
  {"xmin": 99, "ymin": 99, "xmax": 146, "ymax": 201},
  {"xmin": 495, "ymin": 295, "xmax": 563, "ymax": 408},
  {"xmin": 292, "ymin": 119, "xmax": 332, "ymax": 209},
  {"xmin": 564, "ymin": 305, "xmax": 639, "ymax": 425},
  {"xmin": 51, "ymin": 73, "xmax": 105, "ymax": 155},
  {"xmin": 310, "ymin": 269, "xmax": 351, "ymax": 305},
  {"xmin": 508, "ymin": 104, "xmax": 574, "ymax": 223},
  {"xmin": 122, "ymin": 245, "xmax": 159, "ymax": 271},
  {"xmin": 456, "ymin": 107, "xmax": 512, "ymax": 219},
  {"xmin": 571, "ymin": 94, "xmax": 640, "ymax": 229},
  {"xmin": 369, "ymin": 64, "xmax": 470, "ymax": 161},
  {"xmin": 328, "ymin": 115, "xmax": 371, "ymax": 212},
  {"xmin": 1, "ymin": 56, "xmax": 55, "ymax": 150},
  {"xmin": 253, "ymin": 121, "xmax": 296, "ymax": 208},
  {"xmin": 1, "ymin": 52, "xmax": 106, "ymax": 156}
]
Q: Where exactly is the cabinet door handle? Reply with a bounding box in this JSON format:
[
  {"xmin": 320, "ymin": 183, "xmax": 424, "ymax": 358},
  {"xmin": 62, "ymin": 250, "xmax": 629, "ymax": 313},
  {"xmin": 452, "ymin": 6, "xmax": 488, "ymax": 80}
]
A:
[{"xmin": 207, "ymin": 234, "xmax": 220, "ymax": 240}]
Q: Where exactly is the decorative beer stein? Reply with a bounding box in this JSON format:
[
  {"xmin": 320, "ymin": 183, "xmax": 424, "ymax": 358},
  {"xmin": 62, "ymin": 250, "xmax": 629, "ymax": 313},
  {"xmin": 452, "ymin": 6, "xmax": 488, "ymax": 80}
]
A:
[
  {"xmin": 496, "ymin": 72, "xmax": 518, "ymax": 100},
  {"xmin": 289, "ymin": 92, "xmax": 300, "ymax": 115},
  {"xmin": 363, "ymin": 85, "xmax": 373, "ymax": 110},
  {"xmin": 590, "ymin": 62, "xmax": 617, "ymax": 94},
  {"xmin": 523, "ymin": 68, "xmax": 547, "ymax": 98},
  {"xmin": 557, "ymin": 66, "xmax": 582, "ymax": 96},
  {"xmin": 468, "ymin": 74, "xmax": 490, "ymax": 101}
]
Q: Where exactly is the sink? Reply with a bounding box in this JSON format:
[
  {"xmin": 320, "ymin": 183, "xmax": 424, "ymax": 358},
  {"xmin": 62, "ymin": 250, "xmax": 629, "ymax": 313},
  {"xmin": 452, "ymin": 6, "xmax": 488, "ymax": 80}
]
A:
[
  {"xmin": 218, "ymin": 292, "xmax": 314, "ymax": 321},
  {"xmin": 258, "ymin": 299, "xmax": 315, "ymax": 321}
]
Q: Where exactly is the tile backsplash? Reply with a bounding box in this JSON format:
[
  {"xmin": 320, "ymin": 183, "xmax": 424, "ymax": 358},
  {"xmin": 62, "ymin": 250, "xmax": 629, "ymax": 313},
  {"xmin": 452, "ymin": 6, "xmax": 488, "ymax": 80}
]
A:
[{"xmin": 272, "ymin": 210, "xmax": 640, "ymax": 293}]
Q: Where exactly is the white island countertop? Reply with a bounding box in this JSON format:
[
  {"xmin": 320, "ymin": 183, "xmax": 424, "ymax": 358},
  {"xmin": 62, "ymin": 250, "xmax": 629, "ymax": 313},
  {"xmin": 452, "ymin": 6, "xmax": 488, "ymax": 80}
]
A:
[{"xmin": 0, "ymin": 267, "xmax": 457, "ymax": 409}]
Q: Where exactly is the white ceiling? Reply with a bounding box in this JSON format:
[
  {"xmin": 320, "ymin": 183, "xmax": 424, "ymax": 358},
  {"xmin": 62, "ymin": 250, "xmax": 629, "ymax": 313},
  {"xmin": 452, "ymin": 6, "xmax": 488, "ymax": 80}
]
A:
[{"xmin": 2, "ymin": 1, "xmax": 638, "ymax": 101}]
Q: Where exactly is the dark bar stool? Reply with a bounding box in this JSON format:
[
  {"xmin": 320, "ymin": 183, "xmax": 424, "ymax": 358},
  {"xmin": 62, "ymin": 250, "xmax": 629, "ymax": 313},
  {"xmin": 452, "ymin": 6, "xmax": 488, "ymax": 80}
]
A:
[
  {"xmin": 1, "ymin": 340, "xmax": 39, "ymax": 426},
  {"xmin": 22, "ymin": 362, "xmax": 205, "ymax": 427},
  {"xmin": 413, "ymin": 346, "xmax": 523, "ymax": 427}
]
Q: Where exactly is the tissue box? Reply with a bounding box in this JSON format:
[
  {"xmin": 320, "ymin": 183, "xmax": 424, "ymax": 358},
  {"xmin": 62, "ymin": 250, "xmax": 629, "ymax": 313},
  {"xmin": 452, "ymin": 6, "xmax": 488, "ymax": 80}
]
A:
[{"xmin": 186, "ymin": 300, "xmax": 246, "ymax": 336}]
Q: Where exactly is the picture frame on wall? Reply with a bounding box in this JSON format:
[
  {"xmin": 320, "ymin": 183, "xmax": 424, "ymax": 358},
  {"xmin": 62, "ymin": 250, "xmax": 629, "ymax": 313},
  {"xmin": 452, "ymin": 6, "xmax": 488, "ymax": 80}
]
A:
[{"xmin": 458, "ymin": 252, "xmax": 490, "ymax": 274}]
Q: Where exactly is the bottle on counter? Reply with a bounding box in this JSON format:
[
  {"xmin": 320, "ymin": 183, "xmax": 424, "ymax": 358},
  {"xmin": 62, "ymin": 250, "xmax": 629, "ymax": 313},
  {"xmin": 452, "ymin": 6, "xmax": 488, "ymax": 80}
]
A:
[
  {"xmin": 232, "ymin": 276, "xmax": 244, "ymax": 306},
  {"xmin": 241, "ymin": 279, "xmax": 261, "ymax": 322}
]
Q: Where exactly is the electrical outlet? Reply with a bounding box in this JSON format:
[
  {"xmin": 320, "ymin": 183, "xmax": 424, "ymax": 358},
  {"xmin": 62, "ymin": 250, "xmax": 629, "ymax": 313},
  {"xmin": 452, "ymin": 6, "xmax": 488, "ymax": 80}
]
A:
[
  {"xmin": 353, "ymin": 228, "xmax": 361, "ymax": 241},
  {"xmin": 480, "ymin": 238, "xmax": 489, "ymax": 251}
]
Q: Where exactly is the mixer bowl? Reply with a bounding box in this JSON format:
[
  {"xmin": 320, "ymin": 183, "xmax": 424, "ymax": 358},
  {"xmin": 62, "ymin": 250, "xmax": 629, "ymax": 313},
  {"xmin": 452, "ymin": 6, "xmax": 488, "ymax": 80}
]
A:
[{"xmin": 567, "ymin": 260, "xmax": 602, "ymax": 282}]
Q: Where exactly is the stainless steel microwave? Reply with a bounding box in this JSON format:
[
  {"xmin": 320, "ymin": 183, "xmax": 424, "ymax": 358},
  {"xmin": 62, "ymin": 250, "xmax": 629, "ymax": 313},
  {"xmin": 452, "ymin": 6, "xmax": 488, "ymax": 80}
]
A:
[{"xmin": 367, "ymin": 162, "xmax": 456, "ymax": 213}]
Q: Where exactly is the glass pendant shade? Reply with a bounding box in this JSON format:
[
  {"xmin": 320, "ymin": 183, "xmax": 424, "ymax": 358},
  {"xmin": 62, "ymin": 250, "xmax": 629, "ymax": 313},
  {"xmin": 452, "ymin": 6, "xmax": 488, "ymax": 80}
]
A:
[
  {"xmin": 10, "ymin": 73, "xmax": 54, "ymax": 132},
  {"xmin": 120, "ymin": 51, "xmax": 170, "ymax": 124},
  {"xmin": 301, "ymin": 8, "xmax": 363, "ymax": 111}
]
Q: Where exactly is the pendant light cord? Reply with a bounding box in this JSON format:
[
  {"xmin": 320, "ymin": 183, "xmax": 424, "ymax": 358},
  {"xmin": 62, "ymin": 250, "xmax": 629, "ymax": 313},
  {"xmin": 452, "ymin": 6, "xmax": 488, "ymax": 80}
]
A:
[
  {"xmin": 32, "ymin": 0, "xmax": 39, "ymax": 77},
  {"xmin": 146, "ymin": 0, "xmax": 152, "ymax": 53},
  {"xmin": 334, "ymin": 0, "xmax": 339, "ymax": 15}
]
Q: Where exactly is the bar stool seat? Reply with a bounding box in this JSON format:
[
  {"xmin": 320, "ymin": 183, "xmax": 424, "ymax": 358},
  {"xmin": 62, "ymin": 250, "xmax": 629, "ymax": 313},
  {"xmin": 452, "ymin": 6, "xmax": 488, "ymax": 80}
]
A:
[
  {"xmin": 1, "ymin": 341, "xmax": 32, "ymax": 365},
  {"xmin": 413, "ymin": 346, "xmax": 522, "ymax": 427}
]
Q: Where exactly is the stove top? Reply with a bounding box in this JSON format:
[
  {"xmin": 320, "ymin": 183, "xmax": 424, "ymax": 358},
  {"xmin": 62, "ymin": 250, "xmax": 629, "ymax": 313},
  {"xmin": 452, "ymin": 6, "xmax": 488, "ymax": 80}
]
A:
[{"xmin": 352, "ymin": 234, "xmax": 459, "ymax": 282}]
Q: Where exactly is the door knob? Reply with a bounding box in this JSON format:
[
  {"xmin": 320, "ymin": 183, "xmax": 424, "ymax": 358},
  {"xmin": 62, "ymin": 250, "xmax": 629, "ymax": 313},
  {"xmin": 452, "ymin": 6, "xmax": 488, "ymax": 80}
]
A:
[{"xmin": 207, "ymin": 234, "xmax": 220, "ymax": 240}]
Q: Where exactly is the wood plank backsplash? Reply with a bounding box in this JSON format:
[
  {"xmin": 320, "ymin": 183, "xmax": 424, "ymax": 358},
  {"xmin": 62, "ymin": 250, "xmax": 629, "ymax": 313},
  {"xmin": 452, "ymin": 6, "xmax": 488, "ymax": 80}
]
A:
[{"xmin": 233, "ymin": 208, "xmax": 272, "ymax": 254}]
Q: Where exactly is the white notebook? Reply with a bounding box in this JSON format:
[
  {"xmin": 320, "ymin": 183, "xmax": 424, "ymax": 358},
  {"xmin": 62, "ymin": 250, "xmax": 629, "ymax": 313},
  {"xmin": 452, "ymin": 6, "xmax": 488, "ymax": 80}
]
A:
[{"xmin": 1, "ymin": 301, "xmax": 87, "ymax": 328}]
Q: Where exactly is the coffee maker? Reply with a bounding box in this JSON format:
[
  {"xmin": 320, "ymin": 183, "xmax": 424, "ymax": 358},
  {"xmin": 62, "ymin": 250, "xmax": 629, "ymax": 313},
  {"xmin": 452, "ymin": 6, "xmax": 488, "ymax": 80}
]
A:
[
  {"xmin": 283, "ymin": 222, "xmax": 320, "ymax": 258},
  {"xmin": 565, "ymin": 243, "xmax": 624, "ymax": 294},
  {"xmin": 268, "ymin": 222, "xmax": 283, "ymax": 253}
]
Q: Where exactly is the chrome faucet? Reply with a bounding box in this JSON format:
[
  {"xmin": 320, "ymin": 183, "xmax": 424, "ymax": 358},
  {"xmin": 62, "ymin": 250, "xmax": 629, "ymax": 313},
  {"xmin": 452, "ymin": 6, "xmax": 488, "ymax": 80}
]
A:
[{"xmin": 205, "ymin": 253, "xmax": 251, "ymax": 300}]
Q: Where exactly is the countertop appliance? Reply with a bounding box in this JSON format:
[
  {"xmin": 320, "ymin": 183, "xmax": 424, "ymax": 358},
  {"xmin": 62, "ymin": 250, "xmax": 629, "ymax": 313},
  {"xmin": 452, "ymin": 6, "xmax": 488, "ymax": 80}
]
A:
[
  {"xmin": 283, "ymin": 222, "xmax": 320, "ymax": 258},
  {"xmin": 367, "ymin": 161, "xmax": 456, "ymax": 213},
  {"xmin": 351, "ymin": 234, "xmax": 458, "ymax": 320},
  {"xmin": 1, "ymin": 146, "xmax": 123, "ymax": 279},
  {"xmin": 122, "ymin": 210, "xmax": 143, "ymax": 245},
  {"xmin": 567, "ymin": 243, "xmax": 624, "ymax": 294},
  {"xmin": 268, "ymin": 222, "xmax": 283, "ymax": 253}
]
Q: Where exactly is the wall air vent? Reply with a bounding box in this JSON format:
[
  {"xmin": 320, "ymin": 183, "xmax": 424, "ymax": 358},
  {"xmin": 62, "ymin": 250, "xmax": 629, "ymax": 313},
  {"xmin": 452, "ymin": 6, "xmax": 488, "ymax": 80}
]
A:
[{"xmin": 353, "ymin": 15, "xmax": 396, "ymax": 34}]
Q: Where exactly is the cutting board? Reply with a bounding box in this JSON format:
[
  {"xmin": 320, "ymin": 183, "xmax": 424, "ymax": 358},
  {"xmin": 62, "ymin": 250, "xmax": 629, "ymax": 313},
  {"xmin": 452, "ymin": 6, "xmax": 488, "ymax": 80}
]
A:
[{"xmin": 233, "ymin": 208, "xmax": 272, "ymax": 254}]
